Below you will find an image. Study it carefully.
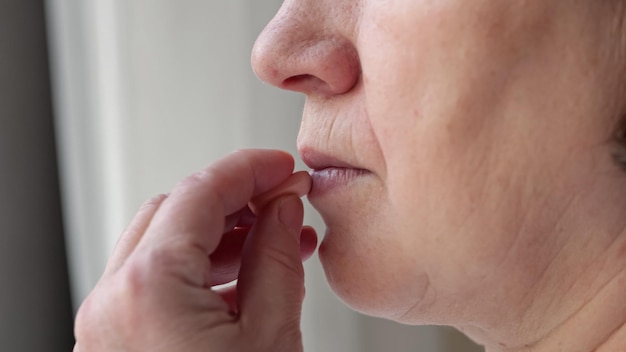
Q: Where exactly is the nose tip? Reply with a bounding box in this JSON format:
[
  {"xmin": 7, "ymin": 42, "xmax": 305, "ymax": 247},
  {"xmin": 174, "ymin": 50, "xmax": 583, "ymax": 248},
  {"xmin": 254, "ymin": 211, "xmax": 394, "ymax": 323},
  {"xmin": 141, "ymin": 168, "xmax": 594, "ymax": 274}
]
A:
[{"xmin": 251, "ymin": 19, "xmax": 360, "ymax": 97}]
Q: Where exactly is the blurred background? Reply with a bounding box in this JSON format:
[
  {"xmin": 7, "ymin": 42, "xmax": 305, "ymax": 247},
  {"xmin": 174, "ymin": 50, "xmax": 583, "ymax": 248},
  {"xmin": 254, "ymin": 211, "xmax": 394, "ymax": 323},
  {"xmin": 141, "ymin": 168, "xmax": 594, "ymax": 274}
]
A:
[{"xmin": 0, "ymin": 0, "xmax": 483, "ymax": 351}]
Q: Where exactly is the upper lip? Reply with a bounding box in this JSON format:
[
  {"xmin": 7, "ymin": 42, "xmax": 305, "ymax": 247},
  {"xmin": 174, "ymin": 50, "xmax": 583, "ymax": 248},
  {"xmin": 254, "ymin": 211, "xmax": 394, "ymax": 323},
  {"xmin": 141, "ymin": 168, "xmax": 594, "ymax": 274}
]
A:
[{"xmin": 299, "ymin": 148, "xmax": 364, "ymax": 171}]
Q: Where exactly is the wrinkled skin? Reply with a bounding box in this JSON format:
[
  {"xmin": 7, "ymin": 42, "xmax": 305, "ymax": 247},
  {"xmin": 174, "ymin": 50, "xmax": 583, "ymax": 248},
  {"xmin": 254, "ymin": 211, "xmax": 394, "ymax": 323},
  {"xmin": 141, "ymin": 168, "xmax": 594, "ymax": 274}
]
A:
[
  {"xmin": 252, "ymin": 0, "xmax": 626, "ymax": 351},
  {"xmin": 74, "ymin": 1, "xmax": 626, "ymax": 352},
  {"xmin": 73, "ymin": 150, "xmax": 318, "ymax": 352}
]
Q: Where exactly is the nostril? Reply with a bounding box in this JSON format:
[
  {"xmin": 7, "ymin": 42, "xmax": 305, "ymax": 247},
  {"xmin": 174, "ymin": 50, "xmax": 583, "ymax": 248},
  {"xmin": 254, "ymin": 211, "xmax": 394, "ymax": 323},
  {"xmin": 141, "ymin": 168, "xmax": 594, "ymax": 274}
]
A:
[
  {"xmin": 254, "ymin": 31, "xmax": 360, "ymax": 97},
  {"xmin": 281, "ymin": 74, "xmax": 334, "ymax": 96},
  {"xmin": 282, "ymin": 74, "xmax": 315, "ymax": 88}
]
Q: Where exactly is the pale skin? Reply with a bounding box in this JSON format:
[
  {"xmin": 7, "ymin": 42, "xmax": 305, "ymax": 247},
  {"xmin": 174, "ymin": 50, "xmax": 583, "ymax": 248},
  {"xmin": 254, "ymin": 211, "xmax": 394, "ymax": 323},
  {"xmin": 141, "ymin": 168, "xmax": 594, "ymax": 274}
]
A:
[
  {"xmin": 74, "ymin": 0, "xmax": 626, "ymax": 351},
  {"xmin": 73, "ymin": 150, "xmax": 319, "ymax": 352}
]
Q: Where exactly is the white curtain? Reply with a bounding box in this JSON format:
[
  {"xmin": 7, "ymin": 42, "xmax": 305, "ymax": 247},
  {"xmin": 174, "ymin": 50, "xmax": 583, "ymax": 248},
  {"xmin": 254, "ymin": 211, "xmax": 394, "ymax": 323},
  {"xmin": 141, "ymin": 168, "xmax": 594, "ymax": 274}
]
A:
[{"xmin": 46, "ymin": 1, "xmax": 482, "ymax": 351}]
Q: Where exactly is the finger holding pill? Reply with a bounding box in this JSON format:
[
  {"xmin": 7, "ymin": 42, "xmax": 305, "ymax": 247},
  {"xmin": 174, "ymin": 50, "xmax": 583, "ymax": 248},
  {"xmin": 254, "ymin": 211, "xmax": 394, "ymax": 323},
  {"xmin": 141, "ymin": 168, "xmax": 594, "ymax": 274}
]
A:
[{"xmin": 248, "ymin": 171, "xmax": 312, "ymax": 215}]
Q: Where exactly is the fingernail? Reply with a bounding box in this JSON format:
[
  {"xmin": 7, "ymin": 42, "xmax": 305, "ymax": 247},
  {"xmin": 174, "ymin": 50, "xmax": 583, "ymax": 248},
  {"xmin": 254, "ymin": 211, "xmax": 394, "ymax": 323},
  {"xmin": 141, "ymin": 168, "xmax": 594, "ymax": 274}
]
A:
[{"xmin": 279, "ymin": 195, "xmax": 303, "ymax": 233}]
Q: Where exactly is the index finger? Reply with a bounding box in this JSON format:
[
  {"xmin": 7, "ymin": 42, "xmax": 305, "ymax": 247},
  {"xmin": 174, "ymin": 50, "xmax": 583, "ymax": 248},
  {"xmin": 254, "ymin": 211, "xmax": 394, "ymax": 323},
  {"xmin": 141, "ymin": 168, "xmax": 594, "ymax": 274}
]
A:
[{"xmin": 141, "ymin": 149, "xmax": 295, "ymax": 255}]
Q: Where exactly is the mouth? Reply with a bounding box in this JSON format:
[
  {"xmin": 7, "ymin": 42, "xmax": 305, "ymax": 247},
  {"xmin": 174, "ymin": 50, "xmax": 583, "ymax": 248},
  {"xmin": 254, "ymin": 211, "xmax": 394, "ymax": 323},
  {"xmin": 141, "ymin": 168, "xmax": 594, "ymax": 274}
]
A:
[{"xmin": 300, "ymin": 149, "xmax": 370, "ymax": 197}]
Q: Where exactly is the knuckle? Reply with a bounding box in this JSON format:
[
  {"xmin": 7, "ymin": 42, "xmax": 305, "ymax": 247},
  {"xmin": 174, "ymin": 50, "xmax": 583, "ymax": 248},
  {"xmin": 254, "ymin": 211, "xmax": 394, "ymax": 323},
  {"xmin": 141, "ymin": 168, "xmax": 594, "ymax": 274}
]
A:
[
  {"xmin": 176, "ymin": 170, "xmax": 208, "ymax": 190},
  {"xmin": 141, "ymin": 244, "xmax": 206, "ymax": 287},
  {"xmin": 139, "ymin": 194, "xmax": 168, "ymax": 211},
  {"xmin": 173, "ymin": 167, "xmax": 217, "ymax": 195},
  {"xmin": 119, "ymin": 257, "xmax": 154, "ymax": 298},
  {"xmin": 173, "ymin": 169, "xmax": 224, "ymax": 202},
  {"xmin": 179, "ymin": 167, "xmax": 221, "ymax": 189}
]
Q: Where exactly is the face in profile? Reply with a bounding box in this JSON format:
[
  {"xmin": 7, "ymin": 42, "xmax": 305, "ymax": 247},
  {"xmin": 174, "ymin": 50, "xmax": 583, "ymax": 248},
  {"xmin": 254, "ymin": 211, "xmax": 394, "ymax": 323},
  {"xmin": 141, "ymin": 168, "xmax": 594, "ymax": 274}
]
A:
[{"xmin": 252, "ymin": 0, "xmax": 626, "ymax": 344}]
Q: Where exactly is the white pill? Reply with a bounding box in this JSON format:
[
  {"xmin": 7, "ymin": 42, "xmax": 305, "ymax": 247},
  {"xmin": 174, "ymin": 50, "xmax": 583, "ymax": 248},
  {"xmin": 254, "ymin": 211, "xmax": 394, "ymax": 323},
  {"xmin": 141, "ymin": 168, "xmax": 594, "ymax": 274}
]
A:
[{"xmin": 248, "ymin": 171, "xmax": 312, "ymax": 215}]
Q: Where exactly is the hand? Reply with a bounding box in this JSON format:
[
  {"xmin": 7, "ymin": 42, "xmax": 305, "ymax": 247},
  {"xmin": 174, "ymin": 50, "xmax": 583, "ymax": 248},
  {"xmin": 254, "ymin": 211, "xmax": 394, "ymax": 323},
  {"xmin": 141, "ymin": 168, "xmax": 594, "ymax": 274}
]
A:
[{"xmin": 73, "ymin": 149, "xmax": 318, "ymax": 352}]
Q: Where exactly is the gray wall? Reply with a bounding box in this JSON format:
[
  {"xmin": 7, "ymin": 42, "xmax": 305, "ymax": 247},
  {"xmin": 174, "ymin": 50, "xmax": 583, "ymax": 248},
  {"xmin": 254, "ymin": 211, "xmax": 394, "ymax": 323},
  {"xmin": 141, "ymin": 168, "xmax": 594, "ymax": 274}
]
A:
[{"xmin": 0, "ymin": 1, "xmax": 74, "ymax": 351}]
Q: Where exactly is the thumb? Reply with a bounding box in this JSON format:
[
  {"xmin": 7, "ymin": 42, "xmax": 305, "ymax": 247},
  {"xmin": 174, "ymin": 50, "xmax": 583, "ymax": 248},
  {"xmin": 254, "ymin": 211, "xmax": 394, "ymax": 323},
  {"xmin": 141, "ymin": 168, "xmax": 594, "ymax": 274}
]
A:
[{"xmin": 237, "ymin": 194, "xmax": 307, "ymax": 334}]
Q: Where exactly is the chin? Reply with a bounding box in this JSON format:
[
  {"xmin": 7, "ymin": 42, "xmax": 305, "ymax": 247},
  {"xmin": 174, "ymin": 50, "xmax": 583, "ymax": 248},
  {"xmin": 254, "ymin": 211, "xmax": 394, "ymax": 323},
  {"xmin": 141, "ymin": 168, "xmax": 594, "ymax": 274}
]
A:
[
  {"xmin": 317, "ymin": 224, "xmax": 434, "ymax": 322},
  {"xmin": 318, "ymin": 236, "xmax": 392, "ymax": 317}
]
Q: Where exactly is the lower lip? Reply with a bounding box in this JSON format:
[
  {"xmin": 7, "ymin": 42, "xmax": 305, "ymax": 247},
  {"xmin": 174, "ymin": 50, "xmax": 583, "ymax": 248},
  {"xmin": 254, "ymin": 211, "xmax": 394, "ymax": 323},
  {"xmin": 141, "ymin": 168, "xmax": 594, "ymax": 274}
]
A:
[{"xmin": 309, "ymin": 168, "xmax": 369, "ymax": 197}]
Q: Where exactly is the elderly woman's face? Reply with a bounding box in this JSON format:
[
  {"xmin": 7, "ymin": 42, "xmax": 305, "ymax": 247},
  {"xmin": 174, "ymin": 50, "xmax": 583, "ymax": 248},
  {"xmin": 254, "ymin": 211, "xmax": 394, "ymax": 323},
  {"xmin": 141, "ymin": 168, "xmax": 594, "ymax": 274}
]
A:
[{"xmin": 253, "ymin": 0, "xmax": 624, "ymax": 335}]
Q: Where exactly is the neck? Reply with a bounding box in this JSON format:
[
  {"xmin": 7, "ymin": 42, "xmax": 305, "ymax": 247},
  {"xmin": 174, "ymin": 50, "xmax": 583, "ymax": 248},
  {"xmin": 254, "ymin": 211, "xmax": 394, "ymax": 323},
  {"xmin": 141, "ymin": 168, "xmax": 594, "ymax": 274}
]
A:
[
  {"xmin": 465, "ymin": 254, "xmax": 626, "ymax": 352},
  {"xmin": 504, "ymin": 268, "xmax": 626, "ymax": 352},
  {"xmin": 467, "ymin": 244, "xmax": 626, "ymax": 352},
  {"xmin": 465, "ymin": 175, "xmax": 626, "ymax": 352}
]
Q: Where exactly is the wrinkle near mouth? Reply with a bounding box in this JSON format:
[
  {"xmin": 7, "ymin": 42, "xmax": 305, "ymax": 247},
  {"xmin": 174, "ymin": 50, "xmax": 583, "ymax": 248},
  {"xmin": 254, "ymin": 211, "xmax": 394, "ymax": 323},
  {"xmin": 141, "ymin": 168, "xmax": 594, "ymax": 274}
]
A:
[{"xmin": 297, "ymin": 83, "xmax": 386, "ymax": 179}]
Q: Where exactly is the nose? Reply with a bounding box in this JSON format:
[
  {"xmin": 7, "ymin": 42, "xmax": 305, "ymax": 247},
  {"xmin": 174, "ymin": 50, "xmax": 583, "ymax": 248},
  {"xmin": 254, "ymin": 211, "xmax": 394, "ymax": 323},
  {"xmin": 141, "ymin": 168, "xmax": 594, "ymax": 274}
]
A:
[{"xmin": 251, "ymin": 3, "xmax": 361, "ymax": 97}]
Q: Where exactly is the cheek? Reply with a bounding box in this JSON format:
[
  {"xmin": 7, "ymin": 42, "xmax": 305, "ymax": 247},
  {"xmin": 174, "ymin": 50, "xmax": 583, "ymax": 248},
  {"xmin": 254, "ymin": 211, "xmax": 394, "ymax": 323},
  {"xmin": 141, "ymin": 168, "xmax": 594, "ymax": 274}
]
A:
[
  {"xmin": 345, "ymin": 0, "xmax": 555, "ymax": 315},
  {"xmin": 321, "ymin": 2, "xmax": 499, "ymax": 319},
  {"xmin": 357, "ymin": 0, "xmax": 557, "ymax": 257},
  {"xmin": 322, "ymin": 0, "xmax": 592, "ymax": 322}
]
